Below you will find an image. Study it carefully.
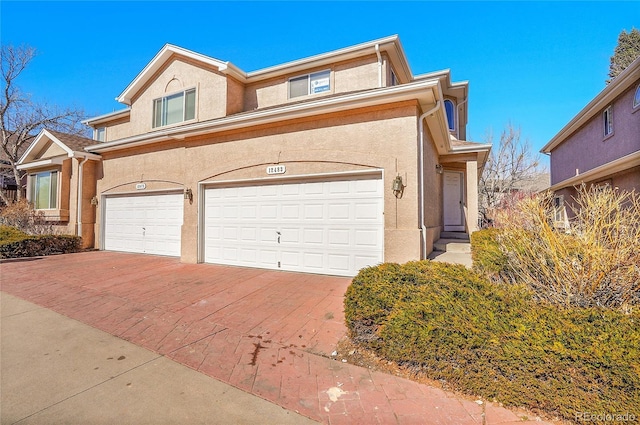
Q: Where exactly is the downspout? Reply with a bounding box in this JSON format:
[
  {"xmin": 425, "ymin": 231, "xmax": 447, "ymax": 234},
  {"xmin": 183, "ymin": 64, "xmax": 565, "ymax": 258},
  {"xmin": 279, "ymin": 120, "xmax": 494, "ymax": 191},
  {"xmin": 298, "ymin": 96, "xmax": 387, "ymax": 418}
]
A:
[
  {"xmin": 418, "ymin": 100, "xmax": 441, "ymax": 259},
  {"xmin": 375, "ymin": 44, "xmax": 383, "ymax": 88},
  {"xmin": 77, "ymin": 156, "xmax": 90, "ymax": 238}
]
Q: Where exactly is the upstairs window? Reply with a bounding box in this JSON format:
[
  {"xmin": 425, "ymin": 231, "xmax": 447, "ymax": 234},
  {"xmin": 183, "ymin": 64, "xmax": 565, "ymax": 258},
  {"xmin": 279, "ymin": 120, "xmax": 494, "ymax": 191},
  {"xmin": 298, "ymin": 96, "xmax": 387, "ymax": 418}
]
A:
[
  {"xmin": 153, "ymin": 88, "xmax": 196, "ymax": 128},
  {"xmin": 603, "ymin": 105, "xmax": 613, "ymax": 137},
  {"xmin": 29, "ymin": 170, "xmax": 58, "ymax": 209},
  {"xmin": 390, "ymin": 69, "xmax": 398, "ymax": 86},
  {"xmin": 634, "ymin": 84, "xmax": 640, "ymax": 109},
  {"xmin": 444, "ymin": 99, "xmax": 456, "ymax": 131},
  {"xmin": 95, "ymin": 127, "xmax": 106, "ymax": 142},
  {"xmin": 289, "ymin": 70, "xmax": 330, "ymax": 98}
]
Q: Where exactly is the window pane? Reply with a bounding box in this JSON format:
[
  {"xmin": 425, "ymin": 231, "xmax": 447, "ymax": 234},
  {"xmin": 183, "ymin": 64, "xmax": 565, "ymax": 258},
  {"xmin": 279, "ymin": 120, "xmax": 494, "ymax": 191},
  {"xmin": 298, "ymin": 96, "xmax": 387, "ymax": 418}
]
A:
[
  {"xmin": 50, "ymin": 171, "xmax": 57, "ymax": 209},
  {"xmin": 185, "ymin": 89, "xmax": 196, "ymax": 121},
  {"xmin": 289, "ymin": 76, "xmax": 308, "ymax": 98},
  {"xmin": 635, "ymin": 85, "xmax": 640, "ymax": 108},
  {"xmin": 96, "ymin": 127, "xmax": 106, "ymax": 142},
  {"xmin": 153, "ymin": 99, "xmax": 162, "ymax": 128},
  {"xmin": 310, "ymin": 71, "xmax": 330, "ymax": 94},
  {"xmin": 444, "ymin": 100, "xmax": 455, "ymax": 131},
  {"xmin": 165, "ymin": 92, "xmax": 184, "ymax": 125},
  {"xmin": 36, "ymin": 173, "xmax": 50, "ymax": 209}
]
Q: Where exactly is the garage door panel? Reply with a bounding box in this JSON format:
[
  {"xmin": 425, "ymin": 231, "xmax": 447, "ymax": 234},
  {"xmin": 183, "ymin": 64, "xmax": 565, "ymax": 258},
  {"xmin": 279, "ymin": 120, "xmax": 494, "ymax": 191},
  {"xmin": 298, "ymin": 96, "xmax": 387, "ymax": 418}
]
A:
[
  {"xmin": 204, "ymin": 177, "xmax": 383, "ymax": 276},
  {"xmin": 104, "ymin": 193, "xmax": 183, "ymax": 257}
]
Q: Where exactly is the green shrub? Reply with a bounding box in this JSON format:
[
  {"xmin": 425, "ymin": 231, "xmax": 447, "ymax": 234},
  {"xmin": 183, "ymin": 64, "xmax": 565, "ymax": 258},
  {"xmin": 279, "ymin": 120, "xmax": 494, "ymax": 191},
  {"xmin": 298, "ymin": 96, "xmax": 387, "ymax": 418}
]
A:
[
  {"xmin": 0, "ymin": 228, "xmax": 82, "ymax": 258},
  {"xmin": 345, "ymin": 260, "xmax": 640, "ymax": 422},
  {"xmin": 470, "ymin": 228, "xmax": 508, "ymax": 280}
]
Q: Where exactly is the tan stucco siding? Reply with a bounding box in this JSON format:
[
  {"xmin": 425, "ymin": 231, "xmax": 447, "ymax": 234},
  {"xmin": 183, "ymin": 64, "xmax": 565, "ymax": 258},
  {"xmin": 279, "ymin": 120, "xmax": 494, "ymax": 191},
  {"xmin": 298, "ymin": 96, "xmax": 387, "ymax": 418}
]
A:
[
  {"xmin": 37, "ymin": 142, "xmax": 67, "ymax": 159},
  {"xmin": 226, "ymin": 76, "xmax": 245, "ymax": 115},
  {"xmin": 128, "ymin": 57, "xmax": 228, "ymax": 136},
  {"xmin": 334, "ymin": 55, "xmax": 380, "ymax": 92},
  {"xmin": 94, "ymin": 102, "xmax": 423, "ymax": 264},
  {"xmin": 101, "ymin": 117, "xmax": 131, "ymax": 143}
]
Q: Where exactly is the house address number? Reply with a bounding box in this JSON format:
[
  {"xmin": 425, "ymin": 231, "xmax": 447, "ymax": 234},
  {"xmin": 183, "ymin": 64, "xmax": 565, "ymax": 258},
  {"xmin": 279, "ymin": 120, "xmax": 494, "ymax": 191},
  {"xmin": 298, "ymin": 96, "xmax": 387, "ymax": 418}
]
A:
[{"xmin": 266, "ymin": 165, "xmax": 286, "ymax": 175}]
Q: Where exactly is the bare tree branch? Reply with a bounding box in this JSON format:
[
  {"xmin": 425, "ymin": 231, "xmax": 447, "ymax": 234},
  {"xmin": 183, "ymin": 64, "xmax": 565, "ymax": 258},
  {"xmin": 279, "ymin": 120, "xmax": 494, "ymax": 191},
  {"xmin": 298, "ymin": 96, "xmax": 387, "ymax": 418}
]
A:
[{"xmin": 1, "ymin": 44, "xmax": 88, "ymax": 204}]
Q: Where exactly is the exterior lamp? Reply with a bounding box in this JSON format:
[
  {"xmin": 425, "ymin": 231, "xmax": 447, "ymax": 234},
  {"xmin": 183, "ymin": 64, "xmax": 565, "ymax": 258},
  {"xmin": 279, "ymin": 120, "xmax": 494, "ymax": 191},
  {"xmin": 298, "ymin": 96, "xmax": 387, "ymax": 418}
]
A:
[
  {"xmin": 392, "ymin": 175, "xmax": 404, "ymax": 198},
  {"xmin": 184, "ymin": 188, "xmax": 193, "ymax": 202},
  {"xmin": 435, "ymin": 164, "xmax": 444, "ymax": 174}
]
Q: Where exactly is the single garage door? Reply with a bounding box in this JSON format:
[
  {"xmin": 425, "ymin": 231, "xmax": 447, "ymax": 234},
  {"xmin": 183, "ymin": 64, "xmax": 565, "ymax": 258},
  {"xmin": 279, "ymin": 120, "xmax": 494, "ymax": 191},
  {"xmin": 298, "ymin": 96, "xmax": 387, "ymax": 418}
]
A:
[
  {"xmin": 104, "ymin": 193, "xmax": 183, "ymax": 256},
  {"xmin": 203, "ymin": 176, "xmax": 383, "ymax": 276}
]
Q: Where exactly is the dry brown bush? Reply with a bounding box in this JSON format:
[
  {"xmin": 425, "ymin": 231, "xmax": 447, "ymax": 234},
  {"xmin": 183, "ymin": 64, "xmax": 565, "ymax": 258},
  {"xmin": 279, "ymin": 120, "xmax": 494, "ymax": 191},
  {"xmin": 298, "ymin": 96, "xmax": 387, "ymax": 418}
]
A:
[
  {"xmin": 0, "ymin": 199, "xmax": 54, "ymax": 235},
  {"xmin": 494, "ymin": 185, "xmax": 640, "ymax": 310}
]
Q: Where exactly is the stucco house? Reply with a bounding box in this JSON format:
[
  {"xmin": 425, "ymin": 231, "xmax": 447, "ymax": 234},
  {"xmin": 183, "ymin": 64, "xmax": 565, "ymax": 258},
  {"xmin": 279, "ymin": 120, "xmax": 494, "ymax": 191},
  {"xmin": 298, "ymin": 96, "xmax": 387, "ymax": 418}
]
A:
[
  {"xmin": 18, "ymin": 35, "xmax": 490, "ymax": 277},
  {"xmin": 541, "ymin": 56, "xmax": 640, "ymax": 223}
]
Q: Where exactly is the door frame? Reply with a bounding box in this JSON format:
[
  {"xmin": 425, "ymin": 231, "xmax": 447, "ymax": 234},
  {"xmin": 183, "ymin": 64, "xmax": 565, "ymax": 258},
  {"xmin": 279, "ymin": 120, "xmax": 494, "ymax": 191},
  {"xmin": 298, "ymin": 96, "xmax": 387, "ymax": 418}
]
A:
[{"xmin": 443, "ymin": 170, "xmax": 465, "ymax": 232}]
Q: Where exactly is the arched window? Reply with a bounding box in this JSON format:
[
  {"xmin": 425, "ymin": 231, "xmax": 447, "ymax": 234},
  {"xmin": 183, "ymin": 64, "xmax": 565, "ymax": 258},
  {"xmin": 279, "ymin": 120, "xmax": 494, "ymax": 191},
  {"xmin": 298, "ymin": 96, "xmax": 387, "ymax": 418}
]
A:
[
  {"xmin": 444, "ymin": 99, "xmax": 455, "ymax": 131},
  {"xmin": 634, "ymin": 84, "xmax": 640, "ymax": 109}
]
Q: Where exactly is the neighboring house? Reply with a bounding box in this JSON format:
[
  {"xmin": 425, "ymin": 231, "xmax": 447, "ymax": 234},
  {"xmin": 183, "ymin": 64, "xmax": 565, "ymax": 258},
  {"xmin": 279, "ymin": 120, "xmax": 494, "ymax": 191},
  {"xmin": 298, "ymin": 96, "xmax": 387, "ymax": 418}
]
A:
[
  {"xmin": 0, "ymin": 134, "xmax": 30, "ymax": 204},
  {"xmin": 18, "ymin": 35, "xmax": 490, "ymax": 277},
  {"xmin": 541, "ymin": 56, "xmax": 640, "ymax": 223}
]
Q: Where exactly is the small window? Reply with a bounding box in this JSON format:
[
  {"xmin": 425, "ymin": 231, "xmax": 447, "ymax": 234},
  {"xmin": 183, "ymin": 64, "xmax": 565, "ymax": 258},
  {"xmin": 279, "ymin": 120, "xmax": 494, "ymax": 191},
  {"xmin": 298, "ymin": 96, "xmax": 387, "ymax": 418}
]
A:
[
  {"xmin": 95, "ymin": 127, "xmax": 106, "ymax": 142},
  {"xmin": 444, "ymin": 99, "xmax": 456, "ymax": 131},
  {"xmin": 634, "ymin": 84, "xmax": 640, "ymax": 109},
  {"xmin": 29, "ymin": 171, "xmax": 58, "ymax": 209},
  {"xmin": 390, "ymin": 69, "xmax": 398, "ymax": 86},
  {"xmin": 553, "ymin": 195, "xmax": 566, "ymax": 224},
  {"xmin": 288, "ymin": 70, "xmax": 330, "ymax": 98},
  {"xmin": 603, "ymin": 105, "xmax": 613, "ymax": 137},
  {"xmin": 153, "ymin": 88, "xmax": 196, "ymax": 128}
]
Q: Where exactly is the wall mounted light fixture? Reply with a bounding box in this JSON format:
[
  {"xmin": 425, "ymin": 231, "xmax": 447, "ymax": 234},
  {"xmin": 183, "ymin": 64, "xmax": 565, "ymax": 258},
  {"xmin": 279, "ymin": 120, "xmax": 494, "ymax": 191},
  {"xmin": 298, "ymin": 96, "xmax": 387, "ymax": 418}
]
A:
[
  {"xmin": 392, "ymin": 175, "xmax": 404, "ymax": 198},
  {"xmin": 184, "ymin": 188, "xmax": 193, "ymax": 202},
  {"xmin": 90, "ymin": 196, "xmax": 99, "ymax": 206},
  {"xmin": 435, "ymin": 164, "xmax": 444, "ymax": 174}
]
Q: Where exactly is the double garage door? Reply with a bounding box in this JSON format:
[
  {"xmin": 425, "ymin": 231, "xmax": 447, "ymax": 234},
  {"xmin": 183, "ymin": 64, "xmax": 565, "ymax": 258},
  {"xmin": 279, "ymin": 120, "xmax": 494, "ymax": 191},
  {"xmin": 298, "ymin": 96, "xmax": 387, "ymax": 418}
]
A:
[
  {"xmin": 203, "ymin": 176, "xmax": 384, "ymax": 276},
  {"xmin": 103, "ymin": 175, "xmax": 384, "ymax": 276}
]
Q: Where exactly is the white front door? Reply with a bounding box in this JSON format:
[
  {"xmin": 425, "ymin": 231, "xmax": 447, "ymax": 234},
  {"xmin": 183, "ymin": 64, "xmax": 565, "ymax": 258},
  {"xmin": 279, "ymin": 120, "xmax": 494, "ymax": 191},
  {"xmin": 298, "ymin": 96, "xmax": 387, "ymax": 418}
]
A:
[
  {"xmin": 203, "ymin": 176, "xmax": 384, "ymax": 276},
  {"xmin": 443, "ymin": 171, "xmax": 465, "ymax": 232},
  {"xmin": 103, "ymin": 193, "xmax": 184, "ymax": 256}
]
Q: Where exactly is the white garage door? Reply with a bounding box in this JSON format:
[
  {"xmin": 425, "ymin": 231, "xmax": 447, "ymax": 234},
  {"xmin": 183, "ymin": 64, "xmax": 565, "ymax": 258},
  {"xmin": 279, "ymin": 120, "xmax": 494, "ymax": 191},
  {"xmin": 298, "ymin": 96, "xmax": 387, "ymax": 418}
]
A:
[
  {"xmin": 104, "ymin": 193, "xmax": 183, "ymax": 257},
  {"xmin": 203, "ymin": 176, "xmax": 384, "ymax": 276}
]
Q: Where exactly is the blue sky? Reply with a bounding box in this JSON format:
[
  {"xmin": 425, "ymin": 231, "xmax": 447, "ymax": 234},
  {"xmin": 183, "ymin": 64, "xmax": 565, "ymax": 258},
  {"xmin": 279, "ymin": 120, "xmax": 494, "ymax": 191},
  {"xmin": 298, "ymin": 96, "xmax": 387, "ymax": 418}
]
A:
[{"xmin": 2, "ymin": 1, "xmax": 638, "ymax": 166}]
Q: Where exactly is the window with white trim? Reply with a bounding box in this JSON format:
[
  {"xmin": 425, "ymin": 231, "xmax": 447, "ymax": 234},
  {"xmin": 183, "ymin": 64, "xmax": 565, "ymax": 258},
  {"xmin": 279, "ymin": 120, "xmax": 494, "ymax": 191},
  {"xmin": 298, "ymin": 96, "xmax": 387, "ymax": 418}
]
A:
[
  {"xmin": 288, "ymin": 70, "xmax": 330, "ymax": 98},
  {"xmin": 444, "ymin": 99, "xmax": 456, "ymax": 132},
  {"xmin": 633, "ymin": 84, "xmax": 640, "ymax": 109},
  {"xmin": 153, "ymin": 88, "xmax": 196, "ymax": 128},
  {"xmin": 603, "ymin": 105, "xmax": 613, "ymax": 137},
  {"xmin": 95, "ymin": 127, "xmax": 106, "ymax": 142},
  {"xmin": 553, "ymin": 195, "xmax": 566, "ymax": 224},
  {"xmin": 29, "ymin": 170, "xmax": 58, "ymax": 209}
]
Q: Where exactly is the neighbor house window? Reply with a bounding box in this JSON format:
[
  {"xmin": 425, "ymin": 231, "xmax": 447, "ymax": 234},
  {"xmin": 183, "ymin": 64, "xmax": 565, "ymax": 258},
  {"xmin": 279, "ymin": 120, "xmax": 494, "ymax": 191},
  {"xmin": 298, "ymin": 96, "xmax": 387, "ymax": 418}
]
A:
[
  {"xmin": 95, "ymin": 127, "xmax": 106, "ymax": 142},
  {"xmin": 553, "ymin": 195, "xmax": 566, "ymax": 224},
  {"xmin": 634, "ymin": 84, "xmax": 640, "ymax": 109},
  {"xmin": 29, "ymin": 171, "xmax": 58, "ymax": 209},
  {"xmin": 289, "ymin": 70, "xmax": 330, "ymax": 98},
  {"xmin": 153, "ymin": 88, "xmax": 196, "ymax": 128},
  {"xmin": 444, "ymin": 99, "xmax": 456, "ymax": 131},
  {"xmin": 603, "ymin": 105, "xmax": 613, "ymax": 137}
]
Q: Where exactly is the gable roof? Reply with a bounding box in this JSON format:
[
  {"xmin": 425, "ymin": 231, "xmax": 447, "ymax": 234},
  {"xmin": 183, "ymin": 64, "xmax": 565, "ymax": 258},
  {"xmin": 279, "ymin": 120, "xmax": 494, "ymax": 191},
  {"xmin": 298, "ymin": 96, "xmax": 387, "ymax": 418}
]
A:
[
  {"xmin": 116, "ymin": 35, "xmax": 412, "ymax": 106},
  {"xmin": 541, "ymin": 56, "xmax": 640, "ymax": 153},
  {"xmin": 17, "ymin": 129, "xmax": 100, "ymax": 170}
]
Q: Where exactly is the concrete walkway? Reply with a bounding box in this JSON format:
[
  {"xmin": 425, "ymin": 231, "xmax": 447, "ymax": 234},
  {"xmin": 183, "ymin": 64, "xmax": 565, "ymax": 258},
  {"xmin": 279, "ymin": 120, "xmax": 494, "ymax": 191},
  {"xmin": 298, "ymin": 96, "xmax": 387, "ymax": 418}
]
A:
[
  {"xmin": 1, "ymin": 252, "xmax": 552, "ymax": 424},
  {"xmin": 1, "ymin": 293, "xmax": 316, "ymax": 425}
]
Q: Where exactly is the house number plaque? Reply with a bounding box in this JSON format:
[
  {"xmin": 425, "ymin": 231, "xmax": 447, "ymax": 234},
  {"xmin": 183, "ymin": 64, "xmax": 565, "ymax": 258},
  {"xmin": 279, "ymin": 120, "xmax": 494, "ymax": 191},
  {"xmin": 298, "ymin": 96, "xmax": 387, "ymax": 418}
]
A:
[{"xmin": 266, "ymin": 165, "xmax": 286, "ymax": 175}]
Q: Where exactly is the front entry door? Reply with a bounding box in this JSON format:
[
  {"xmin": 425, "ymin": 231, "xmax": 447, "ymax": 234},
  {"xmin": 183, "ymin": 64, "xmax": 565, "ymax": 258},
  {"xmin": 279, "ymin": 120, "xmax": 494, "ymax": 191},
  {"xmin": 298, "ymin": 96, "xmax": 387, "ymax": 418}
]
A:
[{"xmin": 443, "ymin": 171, "xmax": 465, "ymax": 232}]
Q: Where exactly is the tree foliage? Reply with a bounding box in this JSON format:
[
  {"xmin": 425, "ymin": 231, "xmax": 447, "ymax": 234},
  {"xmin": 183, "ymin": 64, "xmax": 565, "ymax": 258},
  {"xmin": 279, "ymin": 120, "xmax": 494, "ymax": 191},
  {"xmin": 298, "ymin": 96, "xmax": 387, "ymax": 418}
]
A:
[
  {"xmin": 607, "ymin": 28, "xmax": 640, "ymax": 84},
  {"xmin": 478, "ymin": 123, "xmax": 543, "ymax": 223},
  {"xmin": 1, "ymin": 44, "xmax": 87, "ymax": 204}
]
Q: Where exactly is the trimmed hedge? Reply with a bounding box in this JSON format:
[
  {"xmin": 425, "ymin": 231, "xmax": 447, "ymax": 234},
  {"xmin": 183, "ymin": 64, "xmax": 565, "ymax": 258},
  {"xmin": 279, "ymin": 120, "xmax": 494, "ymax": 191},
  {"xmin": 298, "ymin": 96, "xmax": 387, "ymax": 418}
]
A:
[
  {"xmin": 0, "ymin": 225, "xmax": 82, "ymax": 258},
  {"xmin": 470, "ymin": 228, "xmax": 508, "ymax": 279},
  {"xmin": 344, "ymin": 260, "xmax": 640, "ymax": 422}
]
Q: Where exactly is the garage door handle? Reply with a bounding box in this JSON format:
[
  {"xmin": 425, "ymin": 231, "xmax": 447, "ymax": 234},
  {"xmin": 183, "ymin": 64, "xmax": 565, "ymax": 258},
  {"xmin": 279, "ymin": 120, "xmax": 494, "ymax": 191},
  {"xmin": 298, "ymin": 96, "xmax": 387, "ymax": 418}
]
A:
[{"xmin": 276, "ymin": 231, "xmax": 281, "ymax": 243}]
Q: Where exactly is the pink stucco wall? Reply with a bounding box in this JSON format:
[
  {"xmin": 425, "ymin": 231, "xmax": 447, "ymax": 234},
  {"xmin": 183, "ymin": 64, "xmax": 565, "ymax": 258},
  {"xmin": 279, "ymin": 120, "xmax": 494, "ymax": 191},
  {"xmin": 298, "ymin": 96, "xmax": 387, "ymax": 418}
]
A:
[{"xmin": 550, "ymin": 81, "xmax": 640, "ymax": 185}]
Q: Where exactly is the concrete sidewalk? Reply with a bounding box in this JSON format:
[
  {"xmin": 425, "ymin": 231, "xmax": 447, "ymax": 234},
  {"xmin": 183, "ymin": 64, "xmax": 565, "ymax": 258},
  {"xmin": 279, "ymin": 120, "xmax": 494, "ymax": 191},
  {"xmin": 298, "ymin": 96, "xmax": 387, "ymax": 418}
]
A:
[{"xmin": 0, "ymin": 293, "xmax": 317, "ymax": 425}]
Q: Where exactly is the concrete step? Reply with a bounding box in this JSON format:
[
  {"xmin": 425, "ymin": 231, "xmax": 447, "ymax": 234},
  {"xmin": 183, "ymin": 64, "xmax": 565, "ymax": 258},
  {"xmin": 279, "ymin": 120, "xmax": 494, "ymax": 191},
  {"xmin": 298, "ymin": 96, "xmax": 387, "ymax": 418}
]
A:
[
  {"xmin": 433, "ymin": 239, "xmax": 471, "ymax": 254},
  {"xmin": 439, "ymin": 231, "xmax": 470, "ymax": 241}
]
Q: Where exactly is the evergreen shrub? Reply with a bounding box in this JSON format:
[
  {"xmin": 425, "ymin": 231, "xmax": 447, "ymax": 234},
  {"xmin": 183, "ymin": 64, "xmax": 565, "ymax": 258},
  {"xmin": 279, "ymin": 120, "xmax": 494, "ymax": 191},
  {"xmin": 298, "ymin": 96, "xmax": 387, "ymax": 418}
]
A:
[
  {"xmin": 0, "ymin": 225, "xmax": 81, "ymax": 258},
  {"xmin": 344, "ymin": 260, "xmax": 640, "ymax": 422}
]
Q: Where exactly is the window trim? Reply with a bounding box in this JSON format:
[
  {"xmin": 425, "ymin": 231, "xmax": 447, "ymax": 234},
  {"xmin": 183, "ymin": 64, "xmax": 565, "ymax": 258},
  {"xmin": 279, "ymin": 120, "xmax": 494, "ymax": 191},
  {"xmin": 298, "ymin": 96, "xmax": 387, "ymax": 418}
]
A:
[
  {"xmin": 444, "ymin": 99, "xmax": 456, "ymax": 133},
  {"xmin": 603, "ymin": 105, "xmax": 614, "ymax": 138},
  {"xmin": 152, "ymin": 87, "xmax": 197, "ymax": 129},
  {"xmin": 633, "ymin": 84, "xmax": 640, "ymax": 110},
  {"xmin": 288, "ymin": 69, "xmax": 331, "ymax": 99},
  {"xmin": 553, "ymin": 195, "xmax": 567, "ymax": 226},
  {"xmin": 29, "ymin": 170, "xmax": 59, "ymax": 210},
  {"xmin": 390, "ymin": 68, "xmax": 398, "ymax": 86}
]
